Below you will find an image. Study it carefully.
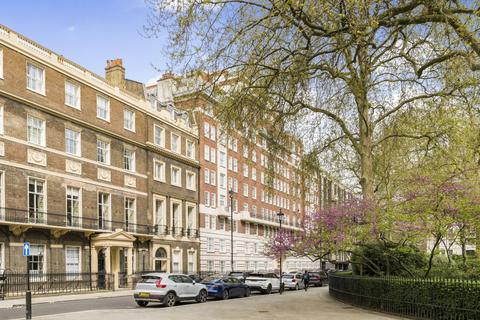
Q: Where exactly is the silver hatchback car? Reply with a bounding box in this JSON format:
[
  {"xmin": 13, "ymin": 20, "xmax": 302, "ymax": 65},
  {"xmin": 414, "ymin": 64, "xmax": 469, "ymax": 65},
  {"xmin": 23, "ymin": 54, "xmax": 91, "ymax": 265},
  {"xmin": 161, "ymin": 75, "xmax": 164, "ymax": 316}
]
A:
[
  {"xmin": 134, "ymin": 273, "xmax": 208, "ymax": 307},
  {"xmin": 282, "ymin": 273, "xmax": 305, "ymax": 290}
]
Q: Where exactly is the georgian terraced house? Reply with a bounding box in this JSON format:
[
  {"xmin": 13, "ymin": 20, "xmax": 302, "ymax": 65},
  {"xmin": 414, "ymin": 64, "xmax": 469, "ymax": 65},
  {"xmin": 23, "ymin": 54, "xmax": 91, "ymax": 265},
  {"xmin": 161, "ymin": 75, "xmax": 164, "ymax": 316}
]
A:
[
  {"xmin": 0, "ymin": 25, "xmax": 201, "ymax": 289},
  {"xmin": 147, "ymin": 74, "xmax": 353, "ymax": 273}
]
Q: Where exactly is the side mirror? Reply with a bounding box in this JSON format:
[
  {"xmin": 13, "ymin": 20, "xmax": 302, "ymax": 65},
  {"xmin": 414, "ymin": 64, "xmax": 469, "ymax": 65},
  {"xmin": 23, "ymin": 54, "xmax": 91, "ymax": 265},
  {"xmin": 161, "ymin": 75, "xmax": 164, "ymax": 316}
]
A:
[{"xmin": 192, "ymin": 280, "xmax": 196, "ymax": 284}]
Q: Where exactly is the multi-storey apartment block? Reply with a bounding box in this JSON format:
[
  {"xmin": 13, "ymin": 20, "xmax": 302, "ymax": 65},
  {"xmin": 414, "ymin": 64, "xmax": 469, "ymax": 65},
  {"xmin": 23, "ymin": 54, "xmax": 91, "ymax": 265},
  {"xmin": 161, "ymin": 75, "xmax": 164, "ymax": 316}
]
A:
[
  {"xmin": 0, "ymin": 25, "xmax": 200, "ymax": 288},
  {"xmin": 147, "ymin": 73, "xmax": 352, "ymax": 273}
]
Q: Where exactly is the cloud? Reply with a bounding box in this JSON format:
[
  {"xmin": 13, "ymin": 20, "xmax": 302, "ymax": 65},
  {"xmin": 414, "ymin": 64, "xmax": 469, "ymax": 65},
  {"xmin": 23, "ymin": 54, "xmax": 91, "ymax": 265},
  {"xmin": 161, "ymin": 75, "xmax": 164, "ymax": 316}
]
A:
[{"xmin": 67, "ymin": 25, "xmax": 76, "ymax": 32}]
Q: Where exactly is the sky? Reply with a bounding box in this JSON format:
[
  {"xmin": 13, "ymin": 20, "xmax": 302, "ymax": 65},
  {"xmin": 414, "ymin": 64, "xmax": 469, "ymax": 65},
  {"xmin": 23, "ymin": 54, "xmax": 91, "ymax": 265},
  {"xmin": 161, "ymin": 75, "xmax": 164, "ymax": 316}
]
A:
[{"xmin": 0, "ymin": 0, "xmax": 169, "ymax": 83}]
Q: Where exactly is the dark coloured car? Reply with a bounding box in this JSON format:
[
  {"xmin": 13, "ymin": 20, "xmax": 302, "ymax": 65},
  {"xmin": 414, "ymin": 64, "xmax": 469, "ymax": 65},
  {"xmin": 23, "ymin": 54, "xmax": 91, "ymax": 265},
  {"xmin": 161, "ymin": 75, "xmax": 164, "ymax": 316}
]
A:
[
  {"xmin": 188, "ymin": 274, "xmax": 203, "ymax": 283},
  {"xmin": 308, "ymin": 271, "xmax": 328, "ymax": 287},
  {"xmin": 202, "ymin": 276, "xmax": 251, "ymax": 300}
]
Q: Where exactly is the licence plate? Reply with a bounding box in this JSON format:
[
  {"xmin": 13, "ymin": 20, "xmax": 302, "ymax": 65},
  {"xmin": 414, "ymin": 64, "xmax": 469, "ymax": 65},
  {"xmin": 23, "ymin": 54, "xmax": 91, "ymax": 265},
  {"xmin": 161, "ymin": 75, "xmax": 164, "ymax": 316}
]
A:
[{"xmin": 138, "ymin": 292, "xmax": 150, "ymax": 297}]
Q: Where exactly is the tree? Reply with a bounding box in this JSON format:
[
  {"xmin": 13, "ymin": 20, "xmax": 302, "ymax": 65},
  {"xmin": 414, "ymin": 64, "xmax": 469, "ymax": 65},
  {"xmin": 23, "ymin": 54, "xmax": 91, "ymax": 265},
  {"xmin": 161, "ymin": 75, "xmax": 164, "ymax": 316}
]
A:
[
  {"xmin": 145, "ymin": 0, "xmax": 477, "ymax": 200},
  {"xmin": 265, "ymin": 198, "xmax": 377, "ymax": 270}
]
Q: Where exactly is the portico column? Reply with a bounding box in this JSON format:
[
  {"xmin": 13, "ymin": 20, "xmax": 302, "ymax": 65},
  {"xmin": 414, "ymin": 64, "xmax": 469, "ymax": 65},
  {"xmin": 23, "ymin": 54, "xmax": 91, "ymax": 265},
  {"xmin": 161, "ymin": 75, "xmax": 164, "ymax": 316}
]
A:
[
  {"xmin": 104, "ymin": 247, "xmax": 115, "ymax": 290},
  {"xmin": 91, "ymin": 246, "xmax": 98, "ymax": 273},
  {"xmin": 127, "ymin": 247, "xmax": 133, "ymax": 288}
]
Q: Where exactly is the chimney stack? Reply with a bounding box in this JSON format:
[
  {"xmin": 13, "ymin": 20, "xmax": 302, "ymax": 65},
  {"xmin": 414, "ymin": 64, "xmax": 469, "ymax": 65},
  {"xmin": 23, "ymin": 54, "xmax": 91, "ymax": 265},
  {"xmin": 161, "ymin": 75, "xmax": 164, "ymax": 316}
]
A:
[{"xmin": 105, "ymin": 59, "xmax": 125, "ymax": 88}]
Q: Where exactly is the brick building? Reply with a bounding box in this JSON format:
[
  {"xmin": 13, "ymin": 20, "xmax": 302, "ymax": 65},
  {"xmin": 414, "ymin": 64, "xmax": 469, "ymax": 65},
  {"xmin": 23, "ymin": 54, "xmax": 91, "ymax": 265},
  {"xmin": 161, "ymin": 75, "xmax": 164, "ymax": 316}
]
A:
[
  {"xmin": 0, "ymin": 25, "xmax": 200, "ymax": 288},
  {"xmin": 147, "ymin": 74, "xmax": 352, "ymax": 273}
]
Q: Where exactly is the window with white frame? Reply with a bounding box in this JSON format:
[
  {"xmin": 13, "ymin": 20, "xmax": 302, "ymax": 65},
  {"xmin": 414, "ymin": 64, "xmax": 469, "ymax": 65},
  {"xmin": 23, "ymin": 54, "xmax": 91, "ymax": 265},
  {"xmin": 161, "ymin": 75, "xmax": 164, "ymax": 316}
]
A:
[
  {"xmin": 228, "ymin": 177, "xmax": 233, "ymax": 191},
  {"xmin": 172, "ymin": 250, "xmax": 181, "ymax": 273},
  {"xmin": 96, "ymin": 139, "xmax": 110, "ymax": 164},
  {"xmin": 220, "ymin": 239, "xmax": 226, "ymax": 253},
  {"xmin": 186, "ymin": 171, "xmax": 196, "ymax": 191},
  {"xmin": 123, "ymin": 148, "xmax": 135, "ymax": 172},
  {"xmin": 66, "ymin": 186, "xmax": 80, "ymax": 227},
  {"xmin": 219, "ymin": 173, "xmax": 226, "ymax": 189},
  {"xmin": 204, "ymin": 145, "xmax": 210, "ymax": 161},
  {"xmin": 28, "ymin": 178, "xmax": 45, "ymax": 223},
  {"xmin": 207, "ymin": 238, "xmax": 214, "ymax": 252},
  {"xmin": 219, "ymin": 195, "xmax": 226, "ymax": 208},
  {"xmin": 171, "ymin": 133, "xmax": 180, "ymax": 153},
  {"xmin": 204, "ymin": 191, "xmax": 210, "ymax": 206},
  {"xmin": 98, "ymin": 192, "xmax": 111, "ymax": 230},
  {"xmin": 154, "ymin": 160, "xmax": 165, "ymax": 182},
  {"xmin": 233, "ymin": 179, "xmax": 238, "ymax": 192},
  {"xmin": 187, "ymin": 205, "xmax": 196, "ymax": 230},
  {"xmin": 0, "ymin": 106, "xmax": 4, "ymax": 135},
  {"xmin": 96, "ymin": 95, "xmax": 110, "ymax": 121},
  {"xmin": 124, "ymin": 197, "xmax": 136, "ymax": 232},
  {"xmin": 27, "ymin": 115, "xmax": 45, "ymax": 146},
  {"xmin": 204, "ymin": 168, "xmax": 209, "ymax": 184},
  {"xmin": 211, "ymin": 193, "xmax": 216, "ymax": 208},
  {"xmin": 243, "ymin": 164, "xmax": 248, "ymax": 177},
  {"xmin": 188, "ymin": 251, "xmax": 195, "ymax": 273},
  {"xmin": 26, "ymin": 63, "xmax": 45, "ymax": 94},
  {"xmin": 211, "ymin": 215, "xmax": 216, "ymax": 229},
  {"xmin": 0, "ymin": 48, "xmax": 3, "ymax": 79},
  {"xmin": 171, "ymin": 202, "xmax": 181, "ymax": 228},
  {"xmin": 243, "ymin": 183, "xmax": 248, "ymax": 197},
  {"xmin": 204, "ymin": 122, "xmax": 210, "ymax": 138},
  {"xmin": 252, "ymin": 187, "xmax": 257, "ymax": 199},
  {"xmin": 220, "ymin": 151, "xmax": 226, "ymax": 167},
  {"xmin": 252, "ymin": 168, "xmax": 257, "ymax": 181},
  {"xmin": 65, "ymin": 247, "xmax": 80, "ymax": 275},
  {"xmin": 65, "ymin": 128, "xmax": 80, "ymax": 156},
  {"xmin": 210, "ymin": 171, "xmax": 216, "ymax": 186},
  {"xmin": 124, "ymin": 108, "xmax": 135, "ymax": 131},
  {"xmin": 171, "ymin": 166, "xmax": 181, "ymax": 186},
  {"xmin": 243, "ymin": 203, "xmax": 248, "ymax": 212},
  {"xmin": 252, "ymin": 151, "xmax": 257, "ymax": 162},
  {"xmin": 154, "ymin": 125, "xmax": 165, "ymax": 147},
  {"xmin": 65, "ymin": 81, "xmax": 80, "ymax": 109},
  {"xmin": 28, "ymin": 245, "xmax": 45, "ymax": 274},
  {"xmin": 186, "ymin": 140, "xmax": 195, "ymax": 159},
  {"xmin": 210, "ymin": 147, "xmax": 216, "ymax": 163},
  {"xmin": 233, "ymin": 159, "xmax": 238, "ymax": 172},
  {"xmin": 210, "ymin": 126, "xmax": 216, "ymax": 141}
]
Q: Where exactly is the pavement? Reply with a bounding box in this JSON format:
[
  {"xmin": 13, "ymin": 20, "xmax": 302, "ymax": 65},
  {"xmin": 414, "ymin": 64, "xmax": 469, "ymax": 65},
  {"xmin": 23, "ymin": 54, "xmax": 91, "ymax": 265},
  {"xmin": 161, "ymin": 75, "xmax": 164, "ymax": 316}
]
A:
[
  {"xmin": 0, "ymin": 287, "xmax": 405, "ymax": 320},
  {"xmin": 0, "ymin": 289, "xmax": 134, "ymax": 309}
]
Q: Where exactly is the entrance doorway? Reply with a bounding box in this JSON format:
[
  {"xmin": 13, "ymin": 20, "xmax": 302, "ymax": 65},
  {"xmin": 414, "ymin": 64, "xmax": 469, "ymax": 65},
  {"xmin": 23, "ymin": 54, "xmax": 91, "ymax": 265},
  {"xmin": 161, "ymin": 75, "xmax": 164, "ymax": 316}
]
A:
[{"xmin": 154, "ymin": 248, "xmax": 167, "ymax": 272}]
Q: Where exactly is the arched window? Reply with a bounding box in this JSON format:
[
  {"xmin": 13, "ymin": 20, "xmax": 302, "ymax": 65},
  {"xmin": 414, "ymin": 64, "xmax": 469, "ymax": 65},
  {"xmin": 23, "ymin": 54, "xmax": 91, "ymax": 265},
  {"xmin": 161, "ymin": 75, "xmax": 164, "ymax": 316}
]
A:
[
  {"xmin": 155, "ymin": 248, "xmax": 167, "ymax": 259},
  {"xmin": 154, "ymin": 248, "xmax": 168, "ymax": 272}
]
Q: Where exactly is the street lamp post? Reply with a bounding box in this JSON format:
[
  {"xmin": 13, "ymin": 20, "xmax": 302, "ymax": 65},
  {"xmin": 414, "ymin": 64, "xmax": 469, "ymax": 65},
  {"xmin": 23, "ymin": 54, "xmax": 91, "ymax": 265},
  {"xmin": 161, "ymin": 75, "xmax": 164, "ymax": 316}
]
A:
[
  {"xmin": 277, "ymin": 209, "xmax": 285, "ymax": 294},
  {"xmin": 229, "ymin": 188, "xmax": 234, "ymax": 272}
]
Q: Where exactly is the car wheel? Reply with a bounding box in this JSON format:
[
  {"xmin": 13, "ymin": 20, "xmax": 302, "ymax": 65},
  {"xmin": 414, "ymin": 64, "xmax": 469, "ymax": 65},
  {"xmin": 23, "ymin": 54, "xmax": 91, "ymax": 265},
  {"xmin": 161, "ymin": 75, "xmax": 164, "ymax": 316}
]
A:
[
  {"xmin": 265, "ymin": 284, "xmax": 272, "ymax": 294},
  {"xmin": 136, "ymin": 301, "xmax": 148, "ymax": 307},
  {"xmin": 222, "ymin": 289, "xmax": 229, "ymax": 300},
  {"xmin": 164, "ymin": 292, "xmax": 176, "ymax": 307},
  {"xmin": 196, "ymin": 289, "xmax": 207, "ymax": 303},
  {"xmin": 318, "ymin": 281, "xmax": 323, "ymax": 287},
  {"xmin": 244, "ymin": 288, "xmax": 251, "ymax": 297},
  {"xmin": 295, "ymin": 284, "xmax": 299, "ymax": 291}
]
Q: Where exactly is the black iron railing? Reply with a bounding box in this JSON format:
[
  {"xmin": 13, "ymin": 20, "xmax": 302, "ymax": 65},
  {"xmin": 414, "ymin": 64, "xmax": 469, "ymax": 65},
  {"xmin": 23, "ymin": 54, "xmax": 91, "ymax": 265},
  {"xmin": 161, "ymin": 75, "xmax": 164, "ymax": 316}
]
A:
[
  {"xmin": 0, "ymin": 207, "xmax": 154, "ymax": 236},
  {"xmin": 2, "ymin": 271, "xmax": 113, "ymax": 298},
  {"xmin": 329, "ymin": 274, "xmax": 480, "ymax": 320}
]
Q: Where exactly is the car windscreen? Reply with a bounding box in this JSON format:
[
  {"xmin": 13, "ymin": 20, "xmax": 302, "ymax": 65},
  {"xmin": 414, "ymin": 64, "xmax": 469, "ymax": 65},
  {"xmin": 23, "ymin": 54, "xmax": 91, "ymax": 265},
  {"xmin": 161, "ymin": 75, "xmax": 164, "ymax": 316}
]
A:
[
  {"xmin": 140, "ymin": 275, "xmax": 161, "ymax": 283},
  {"xmin": 283, "ymin": 275, "xmax": 294, "ymax": 279},
  {"xmin": 248, "ymin": 273, "xmax": 265, "ymax": 278}
]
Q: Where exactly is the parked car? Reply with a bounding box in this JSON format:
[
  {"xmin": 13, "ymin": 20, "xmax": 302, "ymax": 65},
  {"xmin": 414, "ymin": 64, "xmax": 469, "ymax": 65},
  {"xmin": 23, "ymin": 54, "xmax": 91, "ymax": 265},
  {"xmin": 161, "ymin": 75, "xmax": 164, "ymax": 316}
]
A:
[
  {"xmin": 308, "ymin": 271, "xmax": 328, "ymax": 287},
  {"xmin": 282, "ymin": 273, "xmax": 305, "ymax": 290},
  {"xmin": 245, "ymin": 272, "xmax": 281, "ymax": 294},
  {"xmin": 133, "ymin": 273, "xmax": 208, "ymax": 307},
  {"xmin": 202, "ymin": 276, "xmax": 251, "ymax": 299},
  {"xmin": 188, "ymin": 273, "xmax": 203, "ymax": 283}
]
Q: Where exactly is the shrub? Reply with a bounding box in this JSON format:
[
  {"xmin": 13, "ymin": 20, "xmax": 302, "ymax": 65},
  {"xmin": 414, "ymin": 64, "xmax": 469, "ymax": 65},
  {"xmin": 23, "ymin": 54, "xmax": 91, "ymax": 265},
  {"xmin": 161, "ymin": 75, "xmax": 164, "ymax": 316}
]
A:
[{"xmin": 351, "ymin": 242, "xmax": 427, "ymax": 276}]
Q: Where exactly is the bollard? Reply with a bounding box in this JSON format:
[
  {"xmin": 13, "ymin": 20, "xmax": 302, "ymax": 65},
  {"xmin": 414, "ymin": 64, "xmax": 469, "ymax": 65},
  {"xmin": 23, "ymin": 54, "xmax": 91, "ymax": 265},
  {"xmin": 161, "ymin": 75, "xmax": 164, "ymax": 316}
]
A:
[{"xmin": 26, "ymin": 290, "xmax": 32, "ymax": 320}]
